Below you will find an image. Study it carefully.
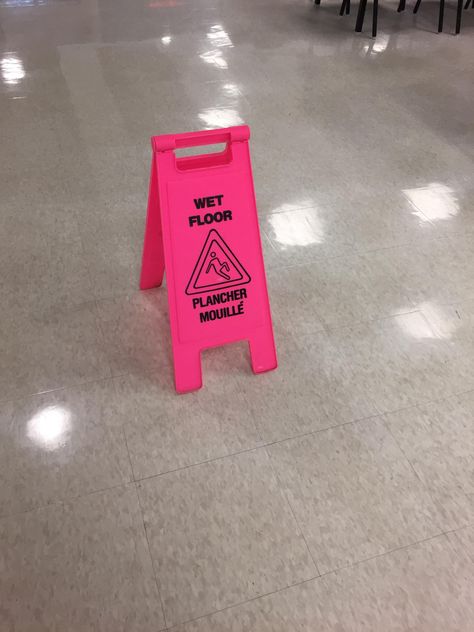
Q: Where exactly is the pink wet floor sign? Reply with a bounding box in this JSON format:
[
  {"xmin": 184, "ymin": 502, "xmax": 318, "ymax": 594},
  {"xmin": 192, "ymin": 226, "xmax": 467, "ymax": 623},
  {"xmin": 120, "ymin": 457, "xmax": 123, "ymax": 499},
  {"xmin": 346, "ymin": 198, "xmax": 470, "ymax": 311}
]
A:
[{"xmin": 140, "ymin": 125, "xmax": 277, "ymax": 393}]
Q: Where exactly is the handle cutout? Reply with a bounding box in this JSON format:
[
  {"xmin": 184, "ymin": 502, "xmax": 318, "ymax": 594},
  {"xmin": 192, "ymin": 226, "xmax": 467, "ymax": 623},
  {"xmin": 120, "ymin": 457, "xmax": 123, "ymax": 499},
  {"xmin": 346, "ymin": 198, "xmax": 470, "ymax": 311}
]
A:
[
  {"xmin": 175, "ymin": 142, "xmax": 227, "ymax": 158},
  {"xmin": 175, "ymin": 141, "xmax": 232, "ymax": 172}
]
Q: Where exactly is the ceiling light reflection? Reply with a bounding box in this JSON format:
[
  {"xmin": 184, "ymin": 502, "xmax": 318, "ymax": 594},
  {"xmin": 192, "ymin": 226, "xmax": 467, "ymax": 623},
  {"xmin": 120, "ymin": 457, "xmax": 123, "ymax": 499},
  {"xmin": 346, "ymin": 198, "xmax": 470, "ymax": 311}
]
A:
[
  {"xmin": 362, "ymin": 34, "xmax": 390, "ymax": 56},
  {"xmin": 199, "ymin": 49, "xmax": 228, "ymax": 69},
  {"xmin": 27, "ymin": 405, "xmax": 71, "ymax": 451},
  {"xmin": 417, "ymin": 302, "xmax": 458, "ymax": 340},
  {"xmin": 198, "ymin": 108, "xmax": 243, "ymax": 128},
  {"xmin": 397, "ymin": 311, "xmax": 437, "ymax": 340},
  {"xmin": 1, "ymin": 54, "xmax": 25, "ymax": 86},
  {"xmin": 403, "ymin": 183, "xmax": 459, "ymax": 222},
  {"xmin": 268, "ymin": 209, "xmax": 324, "ymax": 248},
  {"xmin": 271, "ymin": 199, "xmax": 316, "ymax": 214},
  {"xmin": 161, "ymin": 35, "xmax": 172, "ymax": 45},
  {"xmin": 0, "ymin": 0, "xmax": 45, "ymax": 6},
  {"xmin": 222, "ymin": 83, "xmax": 239, "ymax": 96},
  {"xmin": 207, "ymin": 24, "xmax": 233, "ymax": 48}
]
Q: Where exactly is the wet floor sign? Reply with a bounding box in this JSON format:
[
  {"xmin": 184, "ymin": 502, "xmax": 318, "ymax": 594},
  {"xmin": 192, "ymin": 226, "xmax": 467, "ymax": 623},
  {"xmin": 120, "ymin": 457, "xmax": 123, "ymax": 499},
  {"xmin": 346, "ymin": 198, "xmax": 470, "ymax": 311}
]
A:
[{"xmin": 140, "ymin": 125, "xmax": 277, "ymax": 393}]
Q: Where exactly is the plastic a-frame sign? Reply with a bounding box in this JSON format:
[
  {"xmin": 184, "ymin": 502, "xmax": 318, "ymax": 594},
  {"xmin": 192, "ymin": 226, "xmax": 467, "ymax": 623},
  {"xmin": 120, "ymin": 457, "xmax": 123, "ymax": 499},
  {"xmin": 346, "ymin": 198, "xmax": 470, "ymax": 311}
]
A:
[{"xmin": 140, "ymin": 125, "xmax": 277, "ymax": 393}]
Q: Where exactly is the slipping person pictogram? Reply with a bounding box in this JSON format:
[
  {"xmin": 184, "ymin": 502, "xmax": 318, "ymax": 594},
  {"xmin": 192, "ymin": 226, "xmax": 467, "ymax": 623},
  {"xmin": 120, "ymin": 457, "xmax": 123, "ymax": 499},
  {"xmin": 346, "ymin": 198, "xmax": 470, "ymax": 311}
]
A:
[
  {"xmin": 206, "ymin": 252, "xmax": 231, "ymax": 280},
  {"xmin": 186, "ymin": 229, "xmax": 251, "ymax": 295}
]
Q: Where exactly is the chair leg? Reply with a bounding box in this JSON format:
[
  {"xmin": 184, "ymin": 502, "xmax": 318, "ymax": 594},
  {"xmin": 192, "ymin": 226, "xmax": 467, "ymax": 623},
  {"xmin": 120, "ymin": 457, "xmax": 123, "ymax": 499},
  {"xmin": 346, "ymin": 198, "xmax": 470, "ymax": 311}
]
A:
[
  {"xmin": 372, "ymin": 0, "xmax": 378, "ymax": 36},
  {"xmin": 456, "ymin": 0, "xmax": 463, "ymax": 31},
  {"xmin": 315, "ymin": 0, "xmax": 321, "ymax": 5},
  {"xmin": 355, "ymin": 0, "xmax": 368, "ymax": 31},
  {"xmin": 397, "ymin": 0, "xmax": 406, "ymax": 12},
  {"xmin": 346, "ymin": 0, "xmax": 351, "ymax": 14},
  {"xmin": 339, "ymin": 0, "xmax": 347, "ymax": 16},
  {"xmin": 413, "ymin": 0, "xmax": 422, "ymax": 12},
  {"xmin": 438, "ymin": 0, "xmax": 445, "ymax": 31},
  {"xmin": 463, "ymin": 0, "xmax": 471, "ymax": 9}
]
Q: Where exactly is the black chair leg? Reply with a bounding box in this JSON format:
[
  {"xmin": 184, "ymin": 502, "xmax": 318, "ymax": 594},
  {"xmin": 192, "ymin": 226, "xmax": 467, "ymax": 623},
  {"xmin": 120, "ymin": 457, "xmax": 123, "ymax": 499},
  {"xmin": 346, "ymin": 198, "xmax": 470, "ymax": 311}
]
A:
[
  {"xmin": 355, "ymin": 0, "xmax": 368, "ymax": 31},
  {"xmin": 463, "ymin": 0, "xmax": 471, "ymax": 9},
  {"xmin": 397, "ymin": 0, "xmax": 406, "ymax": 12},
  {"xmin": 438, "ymin": 0, "xmax": 445, "ymax": 31},
  {"xmin": 339, "ymin": 0, "xmax": 347, "ymax": 16},
  {"xmin": 413, "ymin": 0, "xmax": 422, "ymax": 12},
  {"xmin": 372, "ymin": 0, "xmax": 378, "ymax": 36},
  {"xmin": 456, "ymin": 0, "xmax": 463, "ymax": 31},
  {"xmin": 315, "ymin": 0, "xmax": 321, "ymax": 5},
  {"xmin": 346, "ymin": 0, "xmax": 351, "ymax": 14}
]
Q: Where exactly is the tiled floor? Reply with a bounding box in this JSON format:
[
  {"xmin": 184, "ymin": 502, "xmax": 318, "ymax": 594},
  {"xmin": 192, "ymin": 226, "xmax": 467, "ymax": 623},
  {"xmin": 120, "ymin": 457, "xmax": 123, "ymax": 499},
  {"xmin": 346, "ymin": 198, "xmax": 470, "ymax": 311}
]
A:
[{"xmin": 1, "ymin": 0, "xmax": 474, "ymax": 629}]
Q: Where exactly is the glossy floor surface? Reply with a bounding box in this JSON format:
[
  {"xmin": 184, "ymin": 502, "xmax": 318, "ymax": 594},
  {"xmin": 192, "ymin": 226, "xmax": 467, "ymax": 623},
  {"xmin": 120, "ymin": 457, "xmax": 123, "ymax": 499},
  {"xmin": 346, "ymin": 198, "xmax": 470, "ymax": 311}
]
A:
[{"xmin": 1, "ymin": 0, "xmax": 474, "ymax": 629}]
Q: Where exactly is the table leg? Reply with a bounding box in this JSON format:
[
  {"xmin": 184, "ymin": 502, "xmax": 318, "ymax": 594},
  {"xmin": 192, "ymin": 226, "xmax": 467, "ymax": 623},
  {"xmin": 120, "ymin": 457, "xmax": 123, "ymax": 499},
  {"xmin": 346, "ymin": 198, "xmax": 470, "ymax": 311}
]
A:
[
  {"xmin": 456, "ymin": 0, "xmax": 463, "ymax": 31},
  {"xmin": 355, "ymin": 0, "xmax": 368, "ymax": 31},
  {"xmin": 372, "ymin": 0, "xmax": 378, "ymax": 36},
  {"xmin": 438, "ymin": 0, "xmax": 445, "ymax": 31}
]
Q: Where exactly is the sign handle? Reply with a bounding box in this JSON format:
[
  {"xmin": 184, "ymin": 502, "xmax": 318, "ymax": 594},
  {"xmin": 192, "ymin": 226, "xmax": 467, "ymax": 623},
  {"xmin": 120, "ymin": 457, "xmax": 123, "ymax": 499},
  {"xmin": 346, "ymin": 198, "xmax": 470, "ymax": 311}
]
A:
[
  {"xmin": 140, "ymin": 154, "xmax": 165, "ymax": 290},
  {"xmin": 152, "ymin": 126, "xmax": 248, "ymax": 152}
]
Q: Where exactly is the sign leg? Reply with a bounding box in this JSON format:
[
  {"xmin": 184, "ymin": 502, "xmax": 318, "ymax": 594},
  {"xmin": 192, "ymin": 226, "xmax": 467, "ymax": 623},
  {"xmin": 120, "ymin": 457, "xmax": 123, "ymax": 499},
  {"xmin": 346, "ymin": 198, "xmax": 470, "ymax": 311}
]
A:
[
  {"xmin": 140, "ymin": 155, "xmax": 165, "ymax": 290},
  {"xmin": 249, "ymin": 328, "xmax": 277, "ymax": 374},
  {"xmin": 173, "ymin": 345, "xmax": 203, "ymax": 393}
]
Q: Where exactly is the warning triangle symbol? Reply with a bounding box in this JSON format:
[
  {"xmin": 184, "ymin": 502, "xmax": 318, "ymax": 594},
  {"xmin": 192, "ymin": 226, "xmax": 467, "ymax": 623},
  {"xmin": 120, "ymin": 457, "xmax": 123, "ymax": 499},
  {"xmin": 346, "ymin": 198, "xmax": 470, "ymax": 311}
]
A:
[{"xmin": 185, "ymin": 229, "xmax": 251, "ymax": 295}]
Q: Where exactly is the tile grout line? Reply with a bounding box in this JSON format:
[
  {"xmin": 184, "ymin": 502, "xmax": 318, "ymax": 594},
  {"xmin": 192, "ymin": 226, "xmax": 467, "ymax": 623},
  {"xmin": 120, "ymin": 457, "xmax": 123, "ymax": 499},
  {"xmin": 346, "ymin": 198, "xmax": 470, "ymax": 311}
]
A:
[
  {"xmin": 0, "ymin": 417, "xmax": 372, "ymax": 523},
  {"xmin": 163, "ymin": 575, "xmax": 321, "ymax": 631},
  {"xmin": 0, "ymin": 479, "xmax": 133, "ymax": 523},
  {"xmin": 3, "ymin": 381, "xmax": 474, "ymax": 524},
  {"xmin": 0, "ymin": 373, "xmax": 128, "ymax": 407},
  {"xmin": 133, "ymin": 481, "xmax": 169, "ymax": 631},
  {"xmin": 3, "ymin": 274, "xmax": 472, "ymax": 404},
  {"xmin": 381, "ymin": 413, "xmax": 470, "ymax": 538},
  {"xmin": 317, "ymin": 530, "xmax": 458, "ymax": 579},
  {"xmin": 263, "ymin": 444, "xmax": 322, "ymax": 577},
  {"xmin": 92, "ymin": 295, "xmax": 116, "ymax": 381},
  {"xmin": 164, "ymin": 528, "xmax": 469, "ymax": 630},
  {"xmin": 131, "ymin": 412, "xmax": 383, "ymax": 485}
]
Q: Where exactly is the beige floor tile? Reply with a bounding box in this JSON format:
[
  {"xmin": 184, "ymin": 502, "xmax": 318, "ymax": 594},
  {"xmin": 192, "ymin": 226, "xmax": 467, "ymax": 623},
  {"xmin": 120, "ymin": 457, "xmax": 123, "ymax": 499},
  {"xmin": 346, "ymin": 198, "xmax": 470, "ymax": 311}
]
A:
[
  {"xmin": 96, "ymin": 289, "xmax": 173, "ymax": 379},
  {"xmin": 323, "ymin": 536, "xmax": 474, "ymax": 632},
  {"xmin": 2, "ymin": 0, "xmax": 474, "ymax": 628},
  {"xmin": 0, "ymin": 379, "xmax": 132, "ymax": 517},
  {"xmin": 319, "ymin": 534, "xmax": 474, "ymax": 632},
  {"xmin": 75, "ymin": 195, "xmax": 146, "ymax": 300},
  {"xmin": 117, "ymin": 372, "xmax": 262, "ymax": 479},
  {"xmin": 173, "ymin": 579, "xmax": 332, "ymax": 632},
  {"xmin": 266, "ymin": 266, "xmax": 327, "ymax": 337},
  {"xmin": 384, "ymin": 391, "xmax": 474, "ymax": 530},
  {"xmin": 236, "ymin": 333, "xmax": 378, "ymax": 444},
  {"xmin": 449, "ymin": 524, "xmax": 474, "ymax": 564},
  {"xmin": 137, "ymin": 449, "xmax": 317, "ymax": 626},
  {"xmin": 421, "ymin": 298, "xmax": 474, "ymax": 356},
  {"xmin": 176, "ymin": 535, "xmax": 474, "ymax": 632},
  {"xmin": 0, "ymin": 303, "xmax": 111, "ymax": 402},
  {"xmin": 320, "ymin": 311, "xmax": 474, "ymax": 414},
  {"xmin": 0, "ymin": 204, "xmax": 93, "ymax": 317},
  {"xmin": 267, "ymin": 418, "xmax": 444, "ymax": 573},
  {"xmin": 0, "ymin": 485, "xmax": 165, "ymax": 631}
]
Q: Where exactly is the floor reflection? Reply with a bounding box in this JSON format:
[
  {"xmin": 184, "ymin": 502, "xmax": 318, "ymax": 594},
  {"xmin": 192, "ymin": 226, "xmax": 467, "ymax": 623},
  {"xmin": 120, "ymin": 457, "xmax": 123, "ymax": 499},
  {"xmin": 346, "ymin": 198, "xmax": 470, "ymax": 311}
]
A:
[{"xmin": 27, "ymin": 405, "xmax": 71, "ymax": 451}]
